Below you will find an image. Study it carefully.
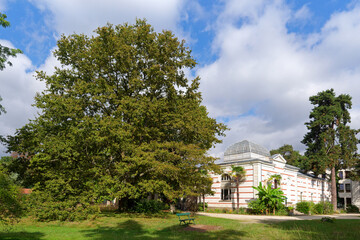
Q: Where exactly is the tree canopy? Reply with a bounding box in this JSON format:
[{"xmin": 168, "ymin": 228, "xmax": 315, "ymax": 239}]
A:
[
  {"xmin": 6, "ymin": 20, "xmax": 226, "ymax": 216},
  {"xmin": 270, "ymin": 144, "xmax": 306, "ymax": 168},
  {"xmin": 302, "ymin": 89, "xmax": 359, "ymax": 210},
  {"xmin": 0, "ymin": 12, "xmax": 22, "ymax": 70}
]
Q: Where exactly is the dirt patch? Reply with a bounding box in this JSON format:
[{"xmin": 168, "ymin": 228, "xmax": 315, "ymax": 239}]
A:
[{"xmin": 181, "ymin": 224, "xmax": 223, "ymax": 232}]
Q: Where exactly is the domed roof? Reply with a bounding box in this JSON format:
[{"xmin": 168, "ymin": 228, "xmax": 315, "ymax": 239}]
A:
[{"xmin": 224, "ymin": 140, "xmax": 270, "ymax": 157}]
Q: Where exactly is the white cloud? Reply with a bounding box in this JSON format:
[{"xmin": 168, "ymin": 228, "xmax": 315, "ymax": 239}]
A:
[
  {"xmin": 0, "ymin": 41, "xmax": 45, "ymax": 155},
  {"xmin": 30, "ymin": 0, "xmax": 185, "ymax": 35},
  {"xmin": 200, "ymin": 1, "xmax": 360, "ymax": 156}
]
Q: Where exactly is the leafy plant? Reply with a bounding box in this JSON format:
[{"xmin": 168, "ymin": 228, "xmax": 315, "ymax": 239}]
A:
[
  {"xmin": 0, "ymin": 169, "xmax": 22, "ymax": 225},
  {"xmin": 346, "ymin": 205, "xmax": 359, "ymax": 213},
  {"xmin": 252, "ymin": 182, "xmax": 286, "ymax": 214},
  {"xmin": 248, "ymin": 198, "xmax": 267, "ymax": 214},
  {"xmin": 296, "ymin": 201, "xmax": 311, "ymax": 214}
]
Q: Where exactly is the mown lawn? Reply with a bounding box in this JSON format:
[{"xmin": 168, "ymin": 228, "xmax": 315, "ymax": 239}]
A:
[{"xmin": 0, "ymin": 214, "xmax": 359, "ymax": 240}]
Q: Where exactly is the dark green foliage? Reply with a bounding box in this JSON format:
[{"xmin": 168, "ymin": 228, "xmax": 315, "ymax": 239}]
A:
[
  {"xmin": 321, "ymin": 217, "xmax": 335, "ymax": 223},
  {"xmin": 133, "ymin": 199, "xmax": 166, "ymax": 214},
  {"xmin": 312, "ymin": 202, "xmax": 334, "ymax": 214},
  {"xmin": 296, "ymin": 201, "xmax": 311, "ymax": 214},
  {"xmin": 5, "ymin": 20, "xmax": 226, "ymax": 220},
  {"xmin": 270, "ymin": 144, "xmax": 306, "ymax": 168},
  {"xmin": 23, "ymin": 189, "xmax": 99, "ymax": 222},
  {"xmin": 252, "ymin": 182, "xmax": 286, "ymax": 214},
  {"xmin": 197, "ymin": 202, "xmax": 208, "ymax": 211},
  {"xmin": 248, "ymin": 198, "xmax": 267, "ymax": 214},
  {"xmin": 0, "ymin": 169, "xmax": 22, "ymax": 224},
  {"xmin": 346, "ymin": 204, "xmax": 359, "ymax": 213},
  {"xmin": 302, "ymin": 89, "xmax": 359, "ymax": 210}
]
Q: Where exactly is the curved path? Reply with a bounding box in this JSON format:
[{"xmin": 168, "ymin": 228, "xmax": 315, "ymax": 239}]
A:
[{"xmin": 197, "ymin": 212, "xmax": 360, "ymax": 223}]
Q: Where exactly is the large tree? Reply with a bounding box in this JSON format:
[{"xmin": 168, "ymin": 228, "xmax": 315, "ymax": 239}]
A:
[
  {"xmin": 302, "ymin": 89, "xmax": 359, "ymax": 211},
  {"xmin": 270, "ymin": 144, "xmax": 306, "ymax": 168},
  {"xmin": 6, "ymin": 20, "xmax": 226, "ymax": 215}
]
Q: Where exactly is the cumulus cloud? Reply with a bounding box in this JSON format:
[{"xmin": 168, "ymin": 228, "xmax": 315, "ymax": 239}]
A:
[
  {"xmin": 30, "ymin": 0, "xmax": 185, "ymax": 35},
  {"xmin": 201, "ymin": 0, "xmax": 360, "ymax": 156},
  {"xmin": 0, "ymin": 40, "xmax": 45, "ymax": 155}
]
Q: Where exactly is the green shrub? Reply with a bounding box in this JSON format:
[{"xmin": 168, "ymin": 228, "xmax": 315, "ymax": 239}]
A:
[
  {"xmin": 23, "ymin": 191, "xmax": 99, "ymax": 222},
  {"xmin": 296, "ymin": 201, "xmax": 310, "ymax": 214},
  {"xmin": 0, "ymin": 169, "xmax": 22, "ymax": 225},
  {"xmin": 197, "ymin": 202, "xmax": 208, "ymax": 211},
  {"xmin": 312, "ymin": 202, "xmax": 333, "ymax": 214},
  {"xmin": 346, "ymin": 205, "xmax": 360, "ymax": 213},
  {"xmin": 133, "ymin": 199, "xmax": 165, "ymax": 214},
  {"xmin": 248, "ymin": 198, "xmax": 267, "ymax": 214}
]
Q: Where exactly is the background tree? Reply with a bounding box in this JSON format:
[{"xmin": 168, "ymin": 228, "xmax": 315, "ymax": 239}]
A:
[
  {"xmin": 270, "ymin": 144, "xmax": 306, "ymax": 168},
  {"xmin": 5, "ymin": 20, "xmax": 226, "ymax": 219},
  {"xmin": 302, "ymin": 89, "xmax": 359, "ymax": 211},
  {"xmin": 231, "ymin": 165, "xmax": 246, "ymax": 210}
]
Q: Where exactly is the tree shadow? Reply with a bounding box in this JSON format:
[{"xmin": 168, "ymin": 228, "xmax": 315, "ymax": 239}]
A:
[
  {"xmin": 0, "ymin": 230, "xmax": 45, "ymax": 240},
  {"xmin": 82, "ymin": 219, "xmax": 247, "ymax": 240}
]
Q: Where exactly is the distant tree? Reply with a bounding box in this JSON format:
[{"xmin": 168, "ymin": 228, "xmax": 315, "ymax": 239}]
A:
[
  {"xmin": 231, "ymin": 165, "xmax": 246, "ymax": 210},
  {"xmin": 270, "ymin": 144, "xmax": 306, "ymax": 168},
  {"xmin": 5, "ymin": 20, "xmax": 226, "ymax": 219},
  {"xmin": 302, "ymin": 89, "xmax": 359, "ymax": 211}
]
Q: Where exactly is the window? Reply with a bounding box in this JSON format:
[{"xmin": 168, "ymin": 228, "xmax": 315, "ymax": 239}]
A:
[
  {"xmin": 345, "ymin": 171, "xmax": 351, "ymax": 179},
  {"xmin": 339, "ymin": 184, "xmax": 344, "ymax": 192},
  {"xmin": 221, "ymin": 188, "xmax": 231, "ymax": 200},
  {"xmin": 346, "ymin": 198, "xmax": 352, "ymax": 206},
  {"xmin": 345, "ymin": 184, "xmax": 351, "ymax": 192},
  {"xmin": 338, "ymin": 198, "xmax": 344, "ymax": 208},
  {"xmin": 221, "ymin": 174, "xmax": 231, "ymax": 181},
  {"xmin": 338, "ymin": 171, "xmax": 344, "ymax": 179}
]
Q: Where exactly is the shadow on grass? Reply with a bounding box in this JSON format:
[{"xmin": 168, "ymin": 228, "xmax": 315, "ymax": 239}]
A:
[
  {"xmin": 82, "ymin": 219, "xmax": 246, "ymax": 240},
  {"xmin": 0, "ymin": 231, "xmax": 45, "ymax": 240}
]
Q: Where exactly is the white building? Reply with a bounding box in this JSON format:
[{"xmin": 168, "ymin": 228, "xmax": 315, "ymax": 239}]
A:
[
  {"xmin": 206, "ymin": 140, "xmax": 332, "ymax": 209},
  {"xmin": 337, "ymin": 169, "xmax": 360, "ymax": 209}
]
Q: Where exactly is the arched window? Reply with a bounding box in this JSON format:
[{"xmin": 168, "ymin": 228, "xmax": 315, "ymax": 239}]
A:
[{"xmin": 221, "ymin": 174, "xmax": 231, "ymax": 181}]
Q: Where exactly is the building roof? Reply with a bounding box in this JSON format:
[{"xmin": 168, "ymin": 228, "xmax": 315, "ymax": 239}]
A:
[{"xmin": 224, "ymin": 140, "xmax": 270, "ymax": 157}]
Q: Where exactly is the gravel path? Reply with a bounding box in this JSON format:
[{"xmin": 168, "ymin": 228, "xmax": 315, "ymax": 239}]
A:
[{"xmin": 197, "ymin": 212, "xmax": 360, "ymax": 223}]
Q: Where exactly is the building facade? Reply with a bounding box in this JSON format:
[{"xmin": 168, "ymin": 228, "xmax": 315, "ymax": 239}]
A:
[
  {"xmin": 206, "ymin": 140, "xmax": 332, "ymax": 209},
  {"xmin": 337, "ymin": 169, "xmax": 360, "ymax": 208}
]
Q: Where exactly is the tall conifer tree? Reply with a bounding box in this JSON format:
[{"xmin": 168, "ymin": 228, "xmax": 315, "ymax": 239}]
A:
[{"xmin": 302, "ymin": 89, "xmax": 359, "ymax": 210}]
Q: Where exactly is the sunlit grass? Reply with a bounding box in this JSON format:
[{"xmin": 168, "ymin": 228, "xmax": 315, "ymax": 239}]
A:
[{"xmin": 0, "ymin": 213, "xmax": 359, "ymax": 239}]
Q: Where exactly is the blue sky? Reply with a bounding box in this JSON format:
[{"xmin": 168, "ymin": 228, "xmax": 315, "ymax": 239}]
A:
[{"xmin": 1, "ymin": 0, "xmax": 360, "ymax": 157}]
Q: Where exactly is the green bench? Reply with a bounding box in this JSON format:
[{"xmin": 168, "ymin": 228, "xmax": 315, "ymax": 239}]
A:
[{"xmin": 176, "ymin": 213, "xmax": 195, "ymax": 225}]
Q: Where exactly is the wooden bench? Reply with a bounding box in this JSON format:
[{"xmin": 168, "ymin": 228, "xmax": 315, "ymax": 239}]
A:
[{"xmin": 176, "ymin": 213, "xmax": 195, "ymax": 225}]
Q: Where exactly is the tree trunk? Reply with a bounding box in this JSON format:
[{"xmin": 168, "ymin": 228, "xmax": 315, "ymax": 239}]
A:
[
  {"xmin": 331, "ymin": 166, "xmax": 337, "ymax": 211},
  {"xmin": 236, "ymin": 183, "xmax": 239, "ymax": 210},
  {"xmin": 203, "ymin": 194, "xmax": 205, "ymax": 212}
]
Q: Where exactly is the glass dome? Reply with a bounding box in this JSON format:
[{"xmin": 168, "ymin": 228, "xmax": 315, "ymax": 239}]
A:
[{"xmin": 224, "ymin": 140, "xmax": 270, "ymax": 157}]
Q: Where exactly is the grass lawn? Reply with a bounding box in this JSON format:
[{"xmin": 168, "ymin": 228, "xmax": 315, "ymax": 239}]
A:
[{"xmin": 0, "ymin": 213, "xmax": 359, "ymax": 240}]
